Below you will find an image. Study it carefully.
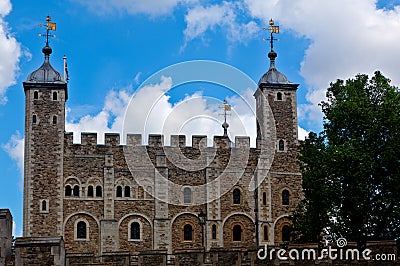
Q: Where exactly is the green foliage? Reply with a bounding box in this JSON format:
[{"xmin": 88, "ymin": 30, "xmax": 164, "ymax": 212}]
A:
[{"xmin": 292, "ymin": 71, "xmax": 400, "ymax": 245}]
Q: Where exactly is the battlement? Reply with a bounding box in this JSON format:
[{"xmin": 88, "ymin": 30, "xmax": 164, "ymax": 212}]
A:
[{"xmin": 64, "ymin": 132, "xmax": 251, "ymax": 149}]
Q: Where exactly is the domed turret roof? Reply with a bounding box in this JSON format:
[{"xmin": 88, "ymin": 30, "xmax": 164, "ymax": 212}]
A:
[
  {"xmin": 258, "ymin": 50, "xmax": 293, "ymax": 86},
  {"xmin": 26, "ymin": 45, "xmax": 64, "ymax": 83}
]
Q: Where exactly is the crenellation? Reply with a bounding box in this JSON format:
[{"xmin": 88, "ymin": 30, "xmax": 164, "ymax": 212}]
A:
[
  {"xmin": 192, "ymin": 135, "xmax": 207, "ymax": 149},
  {"xmin": 234, "ymin": 136, "xmax": 250, "ymax": 149},
  {"xmin": 171, "ymin": 135, "xmax": 186, "ymax": 147},
  {"xmin": 148, "ymin": 134, "xmax": 164, "ymax": 147},
  {"xmin": 126, "ymin": 133, "xmax": 142, "ymax": 146},
  {"xmin": 65, "ymin": 132, "xmax": 74, "ymax": 145},
  {"xmin": 81, "ymin": 132, "xmax": 97, "ymax": 145},
  {"xmin": 105, "ymin": 133, "xmax": 120, "ymax": 146},
  {"xmin": 213, "ymin": 136, "xmax": 230, "ymax": 149}
]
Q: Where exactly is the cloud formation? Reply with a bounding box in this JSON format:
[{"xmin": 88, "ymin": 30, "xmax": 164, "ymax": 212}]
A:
[
  {"xmin": 0, "ymin": 0, "xmax": 21, "ymax": 104},
  {"xmin": 183, "ymin": 2, "xmax": 258, "ymax": 46}
]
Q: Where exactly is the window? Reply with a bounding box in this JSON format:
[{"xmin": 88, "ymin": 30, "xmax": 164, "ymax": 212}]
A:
[
  {"xmin": 278, "ymin": 140, "xmax": 285, "ymax": 151},
  {"xmin": 183, "ymin": 187, "xmax": 191, "ymax": 204},
  {"xmin": 53, "ymin": 92, "xmax": 58, "ymax": 101},
  {"xmin": 73, "ymin": 185, "xmax": 79, "ymax": 197},
  {"xmin": 233, "ymin": 188, "xmax": 241, "ymax": 204},
  {"xmin": 183, "ymin": 224, "xmax": 193, "ymax": 241},
  {"xmin": 282, "ymin": 190, "xmax": 289, "ymax": 205},
  {"xmin": 262, "ymin": 192, "xmax": 267, "ymax": 206},
  {"xmin": 277, "ymin": 92, "xmax": 283, "ymax": 101},
  {"xmin": 41, "ymin": 200, "xmax": 47, "ymax": 211},
  {"xmin": 138, "ymin": 186, "xmax": 144, "ymax": 199},
  {"xmin": 282, "ymin": 225, "xmax": 291, "ymax": 242},
  {"xmin": 130, "ymin": 222, "xmax": 140, "ymax": 240},
  {"xmin": 34, "ymin": 91, "xmax": 39, "ymax": 100},
  {"xmin": 212, "ymin": 224, "xmax": 217, "ymax": 240},
  {"xmin": 124, "ymin": 186, "xmax": 130, "ymax": 197},
  {"xmin": 52, "ymin": 115, "xmax": 57, "ymax": 125},
  {"xmin": 263, "ymin": 225, "xmax": 268, "ymax": 241},
  {"xmin": 32, "ymin": 115, "xmax": 37, "ymax": 124},
  {"xmin": 76, "ymin": 221, "xmax": 87, "ymax": 239},
  {"xmin": 233, "ymin": 224, "xmax": 242, "ymax": 241},
  {"xmin": 96, "ymin": 186, "xmax": 102, "ymax": 197},
  {"xmin": 65, "ymin": 185, "xmax": 72, "ymax": 197},
  {"xmin": 116, "ymin": 186, "xmax": 122, "ymax": 197},
  {"xmin": 87, "ymin": 185, "xmax": 94, "ymax": 197}
]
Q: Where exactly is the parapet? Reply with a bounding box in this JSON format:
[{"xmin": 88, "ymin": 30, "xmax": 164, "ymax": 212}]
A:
[{"xmin": 64, "ymin": 132, "xmax": 251, "ymax": 149}]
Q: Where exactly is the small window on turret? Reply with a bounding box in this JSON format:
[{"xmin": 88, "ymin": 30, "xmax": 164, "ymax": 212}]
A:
[
  {"xmin": 34, "ymin": 91, "xmax": 39, "ymax": 100},
  {"xmin": 52, "ymin": 115, "xmax": 57, "ymax": 125},
  {"xmin": 278, "ymin": 140, "xmax": 285, "ymax": 151},
  {"xmin": 32, "ymin": 115, "xmax": 37, "ymax": 124},
  {"xmin": 277, "ymin": 92, "xmax": 283, "ymax": 101},
  {"xmin": 53, "ymin": 92, "xmax": 58, "ymax": 101},
  {"xmin": 40, "ymin": 199, "xmax": 49, "ymax": 214}
]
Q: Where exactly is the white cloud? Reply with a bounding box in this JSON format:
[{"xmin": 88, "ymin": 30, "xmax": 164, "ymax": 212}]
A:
[
  {"xmin": 244, "ymin": 0, "xmax": 400, "ymax": 130},
  {"xmin": 66, "ymin": 87, "xmax": 133, "ymax": 143},
  {"xmin": 72, "ymin": 0, "xmax": 198, "ymax": 16},
  {"xmin": 183, "ymin": 2, "xmax": 259, "ymax": 47},
  {"xmin": 2, "ymin": 131, "xmax": 24, "ymax": 187},
  {"xmin": 298, "ymin": 126, "xmax": 309, "ymax": 141},
  {"xmin": 0, "ymin": 0, "xmax": 21, "ymax": 104}
]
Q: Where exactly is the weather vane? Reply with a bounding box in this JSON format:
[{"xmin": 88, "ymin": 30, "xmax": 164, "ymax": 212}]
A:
[
  {"xmin": 219, "ymin": 100, "xmax": 231, "ymax": 137},
  {"xmin": 262, "ymin": 19, "xmax": 280, "ymax": 50},
  {"xmin": 38, "ymin": 15, "xmax": 57, "ymax": 46}
]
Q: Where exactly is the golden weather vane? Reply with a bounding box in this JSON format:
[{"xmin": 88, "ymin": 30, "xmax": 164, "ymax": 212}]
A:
[
  {"xmin": 262, "ymin": 19, "xmax": 280, "ymax": 50},
  {"xmin": 38, "ymin": 15, "xmax": 57, "ymax": 46},
  {"xmin": 219, "ymin": 100, "xmax": 231, "ymax": 137}
]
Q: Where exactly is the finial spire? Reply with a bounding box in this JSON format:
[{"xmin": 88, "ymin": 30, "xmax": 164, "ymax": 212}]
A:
[
  {"xmin": 38, "ymin": 15, "xmax": 57, "ymax": 56},
  {"xmin": 221, "ymin": 100, "xmax": 231, "ymax": 137},
  {"xmin": 263, "ymin": 19, "xmax": 280, "ymax": 69}
]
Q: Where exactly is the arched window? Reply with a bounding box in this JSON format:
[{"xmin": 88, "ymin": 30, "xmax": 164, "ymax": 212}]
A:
[
  {"xmin": 263, "ymin": 225, "xmax": 268, "ymax": 241},
  {"xmin": 282, "ymin": 225, "xmax": 291, "ymax": 242},
  {"xmin": 138, "ymin": 186, "xmax": 144, "ymax": 199},
  {"xmin": 87, "ymin": 185, "xmax": 94, "ymax": 197},
  {"xmin": 282, "ymin": 190, "xmax": 289, "ymax": 205},
  {"xmin": 212, "ymin": 224, "xmax": 217, "ymax": 240},
  {"xmin": 130, "ymin": 222, "xmax": 140, "ymax": 240},
  {"xmin": 183, "ymin": 187, "xmax": 191, "ymax": 204},
  {"xmin": 76, "ymin": 221, "xmax": 87, "ymax": 239},
  {"xmin": 124, "ymin": 186, "xmax": 130, "ymax": 197},
  {"xmin": 96, "ymin": 186, "xmax": 102, "ymax": 197},
  {"xmin": 52, "ymin": 115, "xmax": 57, "ymax": 125},
  {"xmin": 233, "ymin": 188, "xmax": 241, "ymax": 204},
  {"xmin": 73, "ymin": 185, "xmax": 79, "ymax": 197},
  {"xmin": 33, "ymin": 91, "xmax": 39, "ymax": 100},
  {"xmin": 116, "ymin": 186, "xmax": 122, "ymax": 197},
  {"xmin": 183, "ymin": 224, "xmax": 193, "ymax": 241},
  {"xmin": 41, "ymin": 200, "xmax": 47, "ymax": 211},
  {"xmin": 277, "ymin": 92, "xmax": 283, "ymax": 101},
  {"xmin": 262, "ymin": 192, "xmax": 267, "ymax": 206},
  {"xmin": 278, "ymin": 140, "xmax": 285, "ymax": 151},
  {"xmin": 32, "ymin": 114, "xmax": 37, "ymax": 124},
  {"xmin": 65, "ymin": 185, "xmax": 72, "ymax": 197},
  {"xmin": 233, "ymin": 224, "xmax": 242, "ymax": 241},
  {"xmin": 53, "ymin": 92, "xmax": 58, "ymax": 101}
]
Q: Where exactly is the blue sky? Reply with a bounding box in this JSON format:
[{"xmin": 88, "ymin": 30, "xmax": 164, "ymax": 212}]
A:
[{"xmin": 1, "ymin": 0, "xmax": 400, "ymax": 236}]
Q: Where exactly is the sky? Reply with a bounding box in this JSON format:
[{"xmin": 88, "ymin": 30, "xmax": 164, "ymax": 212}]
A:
[{"xmin": 1, "ymin": 0, "xmax": 400, "ymax": 237}]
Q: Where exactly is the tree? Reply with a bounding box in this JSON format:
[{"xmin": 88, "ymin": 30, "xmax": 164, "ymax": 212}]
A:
[{"xmin": 292, "ymin": 71, "xmax": 400, "ymax": 246}]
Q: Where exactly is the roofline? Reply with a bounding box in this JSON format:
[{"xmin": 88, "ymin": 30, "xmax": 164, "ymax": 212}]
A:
[{"xmin": 23, "ymin": 81, "xmax": 68, "ymax": 100}]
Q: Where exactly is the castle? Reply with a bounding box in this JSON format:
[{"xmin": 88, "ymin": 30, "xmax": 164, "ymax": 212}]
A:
[{"xmin": 2, "ymin": 19, "xmax": 304, "ymax": 265}]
